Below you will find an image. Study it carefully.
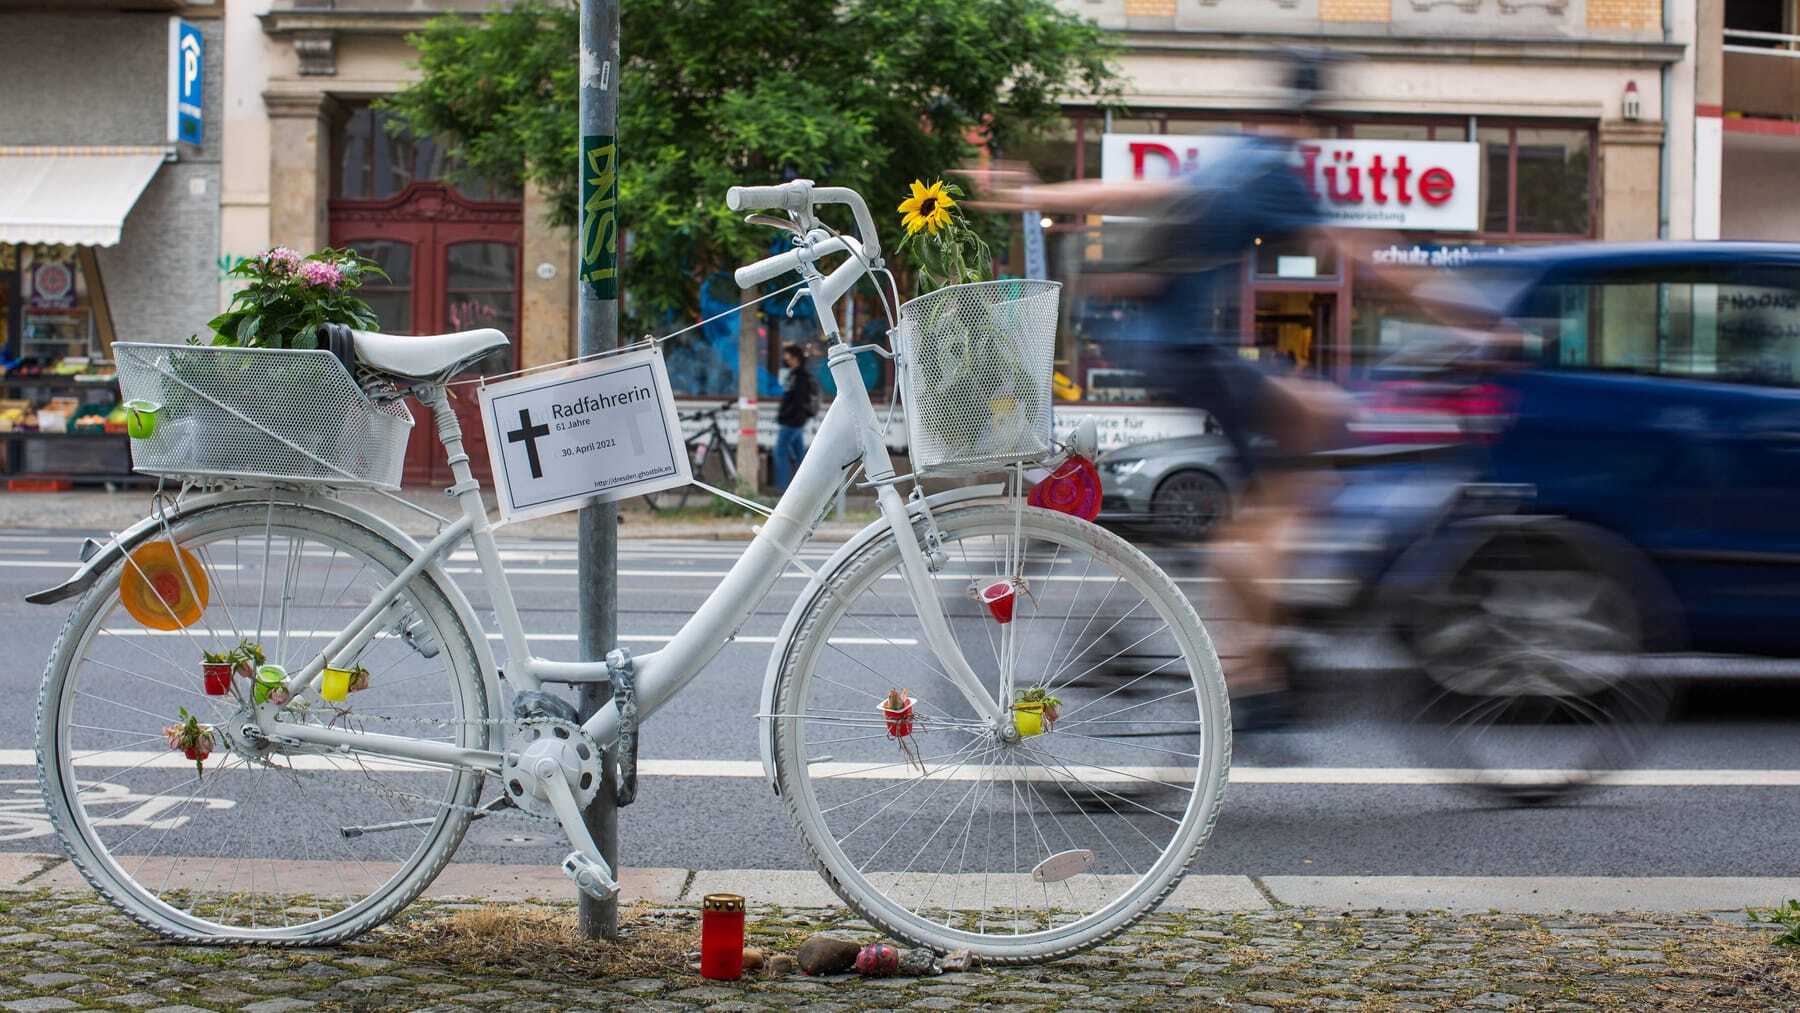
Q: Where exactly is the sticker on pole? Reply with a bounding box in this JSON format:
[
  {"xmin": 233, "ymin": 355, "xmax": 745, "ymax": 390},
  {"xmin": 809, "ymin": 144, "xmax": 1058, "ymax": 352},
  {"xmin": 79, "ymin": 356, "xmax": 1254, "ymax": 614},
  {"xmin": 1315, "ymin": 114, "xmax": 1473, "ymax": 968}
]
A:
[{"xmin": 479, "ymin": 348, "xmax": 690, "ymax": 523}]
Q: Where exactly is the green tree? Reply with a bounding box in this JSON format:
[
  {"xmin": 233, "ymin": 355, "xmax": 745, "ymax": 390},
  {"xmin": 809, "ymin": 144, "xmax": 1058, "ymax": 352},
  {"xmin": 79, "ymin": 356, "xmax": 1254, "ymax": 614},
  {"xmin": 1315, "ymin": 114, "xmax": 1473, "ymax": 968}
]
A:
[{"xmin": 382, "ymin": 0, "xmax": 1115, "ymax": 328}]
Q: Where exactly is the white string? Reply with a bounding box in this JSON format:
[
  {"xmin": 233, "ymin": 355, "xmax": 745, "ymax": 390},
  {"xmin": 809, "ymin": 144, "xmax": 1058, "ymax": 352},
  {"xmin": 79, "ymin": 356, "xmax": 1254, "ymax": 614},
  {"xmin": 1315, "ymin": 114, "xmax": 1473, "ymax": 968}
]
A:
[{"xmin": 447, "ymin": 278, "xmax": 808, "ymax": 388}]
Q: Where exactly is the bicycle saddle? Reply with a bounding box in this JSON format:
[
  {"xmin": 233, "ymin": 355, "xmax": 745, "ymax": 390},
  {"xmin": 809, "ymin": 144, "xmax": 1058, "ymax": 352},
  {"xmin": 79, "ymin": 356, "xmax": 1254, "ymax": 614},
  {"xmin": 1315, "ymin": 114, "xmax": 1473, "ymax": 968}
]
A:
[{"xmin": 318, "ymin": 322, "xmax": 510, "ymax": 381}]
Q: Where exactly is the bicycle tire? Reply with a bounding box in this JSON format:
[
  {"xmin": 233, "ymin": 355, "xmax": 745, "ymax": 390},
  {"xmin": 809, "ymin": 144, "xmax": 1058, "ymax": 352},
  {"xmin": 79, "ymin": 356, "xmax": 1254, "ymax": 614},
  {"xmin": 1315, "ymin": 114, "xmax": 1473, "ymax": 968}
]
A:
[
  {"xmin": 771, "ymin": 503, "xmax": 1230, "ymax": 963},
  {"xmin": 37, "ymin": 501, "xmax": 489, "ymax": 944}
]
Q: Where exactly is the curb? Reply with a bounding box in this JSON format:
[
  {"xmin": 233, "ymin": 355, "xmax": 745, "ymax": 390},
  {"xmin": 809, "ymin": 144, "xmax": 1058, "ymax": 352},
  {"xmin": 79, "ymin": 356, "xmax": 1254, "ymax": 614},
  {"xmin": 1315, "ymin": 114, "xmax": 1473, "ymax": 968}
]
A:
[{"xmin": 5, "ymin": 855, "xmax": 1790, "ymax": 916}]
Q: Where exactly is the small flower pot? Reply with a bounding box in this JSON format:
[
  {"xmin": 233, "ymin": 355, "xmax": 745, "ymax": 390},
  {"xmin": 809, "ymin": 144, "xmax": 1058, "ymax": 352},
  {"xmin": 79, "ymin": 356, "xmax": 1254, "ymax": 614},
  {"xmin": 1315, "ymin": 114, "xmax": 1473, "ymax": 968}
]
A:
[
  {"xmin": 980, "ymin": 580, "xmax": 1016, "ymax": 624},
  {"xmin": 1013, "ymin": 701, "xmax": 1046, "ymax": 738},
  {"xmin": 879, "ymin": 697, "xmax": 916, "ymax": 738},
  {"xmin": 201, "ymin": 662, "xmax": 232, "ymax": 696},
  {"xmin": 321, "ymin": 667, "xmax": 351, "ymax": 703},
  {"xmin": 253, "ymin": 663, "xmax": 287, "ymax": 705},
  {"xmin": 183, "ymin": 743, "xmax": 211, "ymax": 763},
  {"xmin": 124, "ymin": 400, "xmax": 161, "ymax": 439}
]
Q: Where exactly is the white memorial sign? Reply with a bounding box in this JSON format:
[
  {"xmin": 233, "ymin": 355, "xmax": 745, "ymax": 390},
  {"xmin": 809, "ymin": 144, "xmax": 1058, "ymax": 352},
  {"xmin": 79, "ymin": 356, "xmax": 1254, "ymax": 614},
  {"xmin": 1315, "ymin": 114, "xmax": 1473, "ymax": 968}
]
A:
[{"xmin": 479, "ymin": 348, "xmax": 691, "ymax": 523}]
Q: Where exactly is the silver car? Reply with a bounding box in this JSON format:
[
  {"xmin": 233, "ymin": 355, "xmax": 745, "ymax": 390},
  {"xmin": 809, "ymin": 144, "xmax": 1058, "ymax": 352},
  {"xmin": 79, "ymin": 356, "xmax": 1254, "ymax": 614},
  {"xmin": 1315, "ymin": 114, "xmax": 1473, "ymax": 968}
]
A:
[{"xmin": 1097, "ymin": 433, "xmax": 1243, "ymax": 539}]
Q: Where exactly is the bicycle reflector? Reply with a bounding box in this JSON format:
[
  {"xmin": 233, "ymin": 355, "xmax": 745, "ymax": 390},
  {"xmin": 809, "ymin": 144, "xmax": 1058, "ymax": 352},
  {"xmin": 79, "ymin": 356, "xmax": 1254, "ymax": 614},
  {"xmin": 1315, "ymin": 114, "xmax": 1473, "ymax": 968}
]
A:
[
  {"xmin": 1028, "ymin": 454, "xmax": 1102, "ymax": 521},
  {"xmin": 119, "ymin": 540, "xmax": 209, "ymax": 631}
]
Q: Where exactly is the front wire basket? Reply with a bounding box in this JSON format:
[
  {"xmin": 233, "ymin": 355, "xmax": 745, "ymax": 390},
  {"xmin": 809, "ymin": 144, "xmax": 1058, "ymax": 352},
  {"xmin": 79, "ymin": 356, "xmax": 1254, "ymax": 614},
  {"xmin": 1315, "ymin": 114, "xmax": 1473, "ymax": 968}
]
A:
[
  {"xmin": 113, "ymin": 342, "xmax": 413, "ymax": 490},
  {"xmin": 895, "ymin": 279, "xmax": 1061, "ymax": 477}
]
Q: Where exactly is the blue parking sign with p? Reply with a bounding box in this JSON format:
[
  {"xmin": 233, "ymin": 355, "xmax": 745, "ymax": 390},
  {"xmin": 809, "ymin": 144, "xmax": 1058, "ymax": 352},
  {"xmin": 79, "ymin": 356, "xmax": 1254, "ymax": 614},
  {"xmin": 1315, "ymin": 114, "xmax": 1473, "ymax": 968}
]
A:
[{"xmin": 174, "ymin": 20, "xmax": 202, "ymax": 146}]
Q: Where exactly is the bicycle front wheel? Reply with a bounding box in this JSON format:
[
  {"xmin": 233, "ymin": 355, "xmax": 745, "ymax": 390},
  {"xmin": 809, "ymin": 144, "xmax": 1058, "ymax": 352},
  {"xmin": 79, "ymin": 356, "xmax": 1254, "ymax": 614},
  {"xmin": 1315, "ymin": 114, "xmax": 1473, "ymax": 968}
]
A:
[
  {"xmin": 37, "ymin": 501, "xmax": 489, "ymax": 944},
  {"xmin": 772, "ymin": 504, "xmax": 1229, "ymax": 962}
]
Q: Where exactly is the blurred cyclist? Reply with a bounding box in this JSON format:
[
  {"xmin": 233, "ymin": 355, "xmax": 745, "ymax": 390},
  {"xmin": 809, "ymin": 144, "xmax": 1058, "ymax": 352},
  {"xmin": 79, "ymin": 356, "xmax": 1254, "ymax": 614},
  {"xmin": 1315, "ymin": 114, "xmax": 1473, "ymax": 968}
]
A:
[{"xmin": 969, "ymin": 51, "xmax": 1371, "ymax": 729}]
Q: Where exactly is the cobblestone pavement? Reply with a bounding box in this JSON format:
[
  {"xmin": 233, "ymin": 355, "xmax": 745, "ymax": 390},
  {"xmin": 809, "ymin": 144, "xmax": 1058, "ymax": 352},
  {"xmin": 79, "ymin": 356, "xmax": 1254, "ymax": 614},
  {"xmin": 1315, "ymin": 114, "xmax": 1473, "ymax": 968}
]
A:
[{"xmin": 0, "ymin": 892, "xmax": 1793, "ymax": 1011}]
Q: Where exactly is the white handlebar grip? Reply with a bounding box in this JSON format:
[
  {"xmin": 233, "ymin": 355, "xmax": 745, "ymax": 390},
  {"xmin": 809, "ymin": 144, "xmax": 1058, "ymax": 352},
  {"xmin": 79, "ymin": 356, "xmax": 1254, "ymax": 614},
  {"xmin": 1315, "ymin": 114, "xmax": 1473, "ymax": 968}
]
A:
[{"xmin": 727, "ymin": 185, "xmax": 796, "ymax": 213}]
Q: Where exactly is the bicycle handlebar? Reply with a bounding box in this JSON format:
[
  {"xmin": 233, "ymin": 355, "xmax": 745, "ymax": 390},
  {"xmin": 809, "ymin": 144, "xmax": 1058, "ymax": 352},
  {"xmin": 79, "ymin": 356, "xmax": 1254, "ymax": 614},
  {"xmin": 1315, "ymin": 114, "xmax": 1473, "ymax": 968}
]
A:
[
  {"xmin": 727, "ymin": 179, "xmax": 883, "ymax": 283},
  {"xmin": 733, "ymin": 236, "xmax": 854, "ymax": 289}
]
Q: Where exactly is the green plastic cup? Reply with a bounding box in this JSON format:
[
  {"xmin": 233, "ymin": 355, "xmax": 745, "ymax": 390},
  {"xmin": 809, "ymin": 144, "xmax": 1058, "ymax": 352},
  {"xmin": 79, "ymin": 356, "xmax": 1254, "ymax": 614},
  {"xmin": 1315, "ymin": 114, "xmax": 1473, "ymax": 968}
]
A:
[{"xmin": 124, "ymin": 400, "xmax": 161, "ymax": 439}]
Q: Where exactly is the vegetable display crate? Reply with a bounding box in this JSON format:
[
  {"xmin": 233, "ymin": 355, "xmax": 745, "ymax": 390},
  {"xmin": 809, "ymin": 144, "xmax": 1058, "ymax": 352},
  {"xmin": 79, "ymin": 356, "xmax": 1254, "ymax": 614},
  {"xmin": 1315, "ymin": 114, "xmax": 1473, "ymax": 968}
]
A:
[
  {"xmin": 114, "ymin": 342, "xmax": 412, "ymax": 490},
  {"xmin": 895, "ymin": 279, "xmax": 1060, "ymax": 478}
]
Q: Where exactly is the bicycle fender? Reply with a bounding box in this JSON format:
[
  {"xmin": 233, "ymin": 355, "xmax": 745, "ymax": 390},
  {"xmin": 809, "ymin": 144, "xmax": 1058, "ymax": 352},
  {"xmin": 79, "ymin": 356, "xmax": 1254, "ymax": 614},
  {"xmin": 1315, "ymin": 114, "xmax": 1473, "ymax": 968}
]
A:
[
  {"xmin": 24, "ymin": 488, "xmax": 260, "ymax": 606},
  {"xmin": 756, "ymin": 483, "xmax": 1004, "ymax": 793},
  {"xmin": 24, "ymin": 489, "xmax": 506, "ymax": 727}
]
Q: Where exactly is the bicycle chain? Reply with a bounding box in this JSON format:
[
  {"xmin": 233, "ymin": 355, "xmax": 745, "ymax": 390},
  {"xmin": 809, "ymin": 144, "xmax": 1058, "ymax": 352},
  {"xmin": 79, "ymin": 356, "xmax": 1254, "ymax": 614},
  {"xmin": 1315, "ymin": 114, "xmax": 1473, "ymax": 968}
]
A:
[{"xmin": 262, "ymin": 710, "xmax": 564, "ymax": 828}]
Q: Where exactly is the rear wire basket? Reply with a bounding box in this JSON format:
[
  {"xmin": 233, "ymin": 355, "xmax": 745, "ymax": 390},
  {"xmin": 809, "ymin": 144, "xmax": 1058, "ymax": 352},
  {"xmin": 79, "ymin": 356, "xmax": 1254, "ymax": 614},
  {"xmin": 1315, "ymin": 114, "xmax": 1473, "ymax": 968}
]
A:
[
  {"xmin": 114, "ymin": 342, "xmax": 413, "ymax": 490},
  {"xmin": 895, "ymin": 279, "xmax": 1061, "ymax": 477}
]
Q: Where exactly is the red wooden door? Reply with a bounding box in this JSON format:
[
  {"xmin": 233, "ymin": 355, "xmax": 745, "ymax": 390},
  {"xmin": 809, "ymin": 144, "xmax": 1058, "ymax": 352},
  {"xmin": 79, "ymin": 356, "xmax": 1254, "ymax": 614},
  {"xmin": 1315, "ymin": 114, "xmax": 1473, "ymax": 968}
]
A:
[{"xmin": 330, "ymin": 183, "xmax": 522, "ymax": 485}]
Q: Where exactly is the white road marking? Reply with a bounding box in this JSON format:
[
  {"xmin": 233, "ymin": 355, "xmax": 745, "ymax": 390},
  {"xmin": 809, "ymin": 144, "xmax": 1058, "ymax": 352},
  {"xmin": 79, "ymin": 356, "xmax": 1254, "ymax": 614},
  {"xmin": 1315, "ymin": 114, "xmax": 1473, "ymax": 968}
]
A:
[
  {"xmin": 0, "ymin": 560, "xmax": 241, "ymax": 570},
  {"xmin": 8, "ymin": 750, "xmax": 1799, "ymax": 787},
  {"xmin": 88, "ymin": 629, "xmax": 915, "ymax": 646}
]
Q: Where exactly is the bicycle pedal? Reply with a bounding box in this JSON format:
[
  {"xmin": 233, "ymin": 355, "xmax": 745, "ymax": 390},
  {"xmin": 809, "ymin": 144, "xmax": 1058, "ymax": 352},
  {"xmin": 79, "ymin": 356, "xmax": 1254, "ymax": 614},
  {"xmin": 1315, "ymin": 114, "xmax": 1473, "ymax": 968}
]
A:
[{"xmin": 561, "ymin": 851, "xmax": 619, "ymax": 901}]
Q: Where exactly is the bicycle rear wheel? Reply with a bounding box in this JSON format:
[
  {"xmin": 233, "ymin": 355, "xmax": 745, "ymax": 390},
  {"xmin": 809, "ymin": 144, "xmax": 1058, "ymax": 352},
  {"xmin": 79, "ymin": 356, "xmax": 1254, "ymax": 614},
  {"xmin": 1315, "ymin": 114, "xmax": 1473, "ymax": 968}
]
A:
[
  {"xmin": 771, "ymin": 504, "xmax": 1229, "ymax": 962},
  {"xmin": 37, "ymin": 502, "xmax": 488, "ymax": 943}
]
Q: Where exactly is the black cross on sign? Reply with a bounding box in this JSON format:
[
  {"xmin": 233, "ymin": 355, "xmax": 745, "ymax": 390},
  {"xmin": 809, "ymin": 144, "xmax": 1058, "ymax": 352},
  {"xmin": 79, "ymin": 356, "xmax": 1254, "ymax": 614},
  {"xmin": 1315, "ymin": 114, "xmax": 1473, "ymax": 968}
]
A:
[{"xmin": 506, "ymin": 408, "xmax": 551, "ymax": 479}]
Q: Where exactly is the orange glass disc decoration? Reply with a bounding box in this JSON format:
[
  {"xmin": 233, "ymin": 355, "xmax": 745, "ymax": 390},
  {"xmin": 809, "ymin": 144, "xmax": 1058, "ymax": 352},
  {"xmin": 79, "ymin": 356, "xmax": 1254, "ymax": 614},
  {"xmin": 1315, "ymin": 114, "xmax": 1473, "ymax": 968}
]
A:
[{"xmin": 119, "ymin": 540, "xmax": 209, "ymax": 631}]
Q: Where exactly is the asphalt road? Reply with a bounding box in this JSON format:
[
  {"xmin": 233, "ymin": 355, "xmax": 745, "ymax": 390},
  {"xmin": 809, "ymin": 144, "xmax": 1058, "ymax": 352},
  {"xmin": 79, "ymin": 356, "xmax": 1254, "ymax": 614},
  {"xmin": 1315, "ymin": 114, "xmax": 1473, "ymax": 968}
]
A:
[{"xmin": 3, "ymin": 526, "xmax": 1798, "ymax": 880}]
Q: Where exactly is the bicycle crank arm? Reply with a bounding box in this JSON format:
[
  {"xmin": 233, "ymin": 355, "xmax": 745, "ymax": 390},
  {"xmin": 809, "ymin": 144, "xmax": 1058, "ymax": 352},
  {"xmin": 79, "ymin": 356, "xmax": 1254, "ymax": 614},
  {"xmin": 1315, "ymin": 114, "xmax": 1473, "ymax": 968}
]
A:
[
  {"xmin": 536, "ymin": 753, "xmax": 619, "ymax": 902},
  {"xmin": 337, "ymin": 794, "xmax": 515, "ymax": 839}
]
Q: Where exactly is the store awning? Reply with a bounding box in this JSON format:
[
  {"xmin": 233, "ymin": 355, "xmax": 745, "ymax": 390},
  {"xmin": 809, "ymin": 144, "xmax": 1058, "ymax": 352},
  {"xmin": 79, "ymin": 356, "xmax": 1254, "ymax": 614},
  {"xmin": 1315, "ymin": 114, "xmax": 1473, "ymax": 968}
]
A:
[{"xmin": 0, "ymin": 146, "xmax": 169, "ymax": 247}]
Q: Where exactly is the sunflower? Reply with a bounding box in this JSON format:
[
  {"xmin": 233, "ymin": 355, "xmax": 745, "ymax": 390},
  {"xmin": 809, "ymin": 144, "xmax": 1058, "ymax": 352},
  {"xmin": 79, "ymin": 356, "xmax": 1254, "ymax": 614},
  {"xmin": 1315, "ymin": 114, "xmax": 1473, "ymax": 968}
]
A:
[{"xmin": 898, "ymin": 179, "xmax": 956, "ymax": 236}]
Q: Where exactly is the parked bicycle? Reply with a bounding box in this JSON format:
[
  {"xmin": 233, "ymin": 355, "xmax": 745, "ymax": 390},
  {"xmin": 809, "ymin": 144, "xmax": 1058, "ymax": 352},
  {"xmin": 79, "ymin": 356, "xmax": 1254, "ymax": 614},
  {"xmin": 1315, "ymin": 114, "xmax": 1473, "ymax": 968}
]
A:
[
  {"xmin": 642, "ymin": 403, "xmax": 739, "ymax": 512},
  {"xmin": 29, "ymin": 181, "xmax": 1229, "ymax": 962}
]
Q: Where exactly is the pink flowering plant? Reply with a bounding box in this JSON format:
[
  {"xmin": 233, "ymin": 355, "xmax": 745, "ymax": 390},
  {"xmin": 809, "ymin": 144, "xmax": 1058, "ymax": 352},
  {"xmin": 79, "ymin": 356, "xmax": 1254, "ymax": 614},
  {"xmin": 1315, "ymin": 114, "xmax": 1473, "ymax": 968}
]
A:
[{"xmin": 207, "ymin": 247, "xmax": 385, "ymax": 350}]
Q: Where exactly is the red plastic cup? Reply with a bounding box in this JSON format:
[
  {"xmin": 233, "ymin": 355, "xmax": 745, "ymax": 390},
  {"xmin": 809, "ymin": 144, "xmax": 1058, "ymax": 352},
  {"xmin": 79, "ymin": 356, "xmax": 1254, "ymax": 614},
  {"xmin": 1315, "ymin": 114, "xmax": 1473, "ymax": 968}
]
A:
[
  {"xmin": 981, "ymin": 580, "xmax": 1016, "ymax": 624},
  {"xmin": 880, "ymin": 697, "xmax": 915, "ymax": 738},
  {"xmin": 700, "ymin": 893, "xmax": 745, "ymax": 980},
  {"xmin": 202, "ymin": 662, "xmax": 232, "ymax": 696}
]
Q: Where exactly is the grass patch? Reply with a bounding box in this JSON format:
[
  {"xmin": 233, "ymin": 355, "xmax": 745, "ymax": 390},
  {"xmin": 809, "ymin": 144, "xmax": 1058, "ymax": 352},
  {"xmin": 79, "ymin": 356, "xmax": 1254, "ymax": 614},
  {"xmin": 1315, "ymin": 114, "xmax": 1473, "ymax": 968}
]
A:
[
  {"xmin": 1704, "ymin": 927, "xmax": 1800, "ymax": 1007},
  {"xmin": 1749, "ymin": 900, "xmax": 1800, "ymax": 946},
  {"xmin": 373, "ymin": 902, "xmax": 694, "ymax": 981}
]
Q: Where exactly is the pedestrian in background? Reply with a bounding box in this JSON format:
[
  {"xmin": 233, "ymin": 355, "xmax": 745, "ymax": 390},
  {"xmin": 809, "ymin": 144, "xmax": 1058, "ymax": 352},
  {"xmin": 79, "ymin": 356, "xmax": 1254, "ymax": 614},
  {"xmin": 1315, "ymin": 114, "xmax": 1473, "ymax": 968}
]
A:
[{"xmin": 775, "ymin": 343, "xmax": 818, "ymax": 491}]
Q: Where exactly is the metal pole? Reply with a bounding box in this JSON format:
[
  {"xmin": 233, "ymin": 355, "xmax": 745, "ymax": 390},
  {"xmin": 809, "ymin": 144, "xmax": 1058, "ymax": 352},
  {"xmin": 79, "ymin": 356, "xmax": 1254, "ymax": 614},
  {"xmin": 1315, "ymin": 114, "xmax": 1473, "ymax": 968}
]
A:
[
  {"xmin": 576, "ymin": 0, "xmax": 621, "ymax": 940},
  {"xmin": 736, "ymin": 292, "xmax": 761, "ymax": 492}
]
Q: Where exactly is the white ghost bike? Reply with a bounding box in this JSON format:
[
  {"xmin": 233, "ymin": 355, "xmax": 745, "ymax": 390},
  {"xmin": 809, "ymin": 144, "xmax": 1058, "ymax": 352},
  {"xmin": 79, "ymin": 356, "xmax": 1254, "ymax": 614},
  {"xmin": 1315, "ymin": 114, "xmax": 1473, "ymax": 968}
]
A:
[{"xmin": 30, "ymin": 180, "xmax": 1229, "ymax": 963}]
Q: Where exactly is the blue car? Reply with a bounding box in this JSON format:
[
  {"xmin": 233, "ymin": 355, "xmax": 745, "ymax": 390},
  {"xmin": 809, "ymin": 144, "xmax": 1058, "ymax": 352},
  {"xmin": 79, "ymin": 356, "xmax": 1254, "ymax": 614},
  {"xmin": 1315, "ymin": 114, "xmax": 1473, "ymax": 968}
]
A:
[{"xmin": 1288, "ymin": 242, "xmax": 1800, "ymax": 794}]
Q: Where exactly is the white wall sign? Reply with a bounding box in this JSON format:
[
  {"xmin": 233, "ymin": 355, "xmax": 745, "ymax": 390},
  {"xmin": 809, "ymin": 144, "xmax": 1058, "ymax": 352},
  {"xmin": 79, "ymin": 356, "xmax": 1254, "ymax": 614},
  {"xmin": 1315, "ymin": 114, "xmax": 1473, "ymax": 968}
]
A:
[
  {"xmin": 1101, "ymin": 133, "xmax": 1481, "ymax": 232},
  {"xmin": 480, "ymin": 348, "xmax": 692, "ymax": 523}
]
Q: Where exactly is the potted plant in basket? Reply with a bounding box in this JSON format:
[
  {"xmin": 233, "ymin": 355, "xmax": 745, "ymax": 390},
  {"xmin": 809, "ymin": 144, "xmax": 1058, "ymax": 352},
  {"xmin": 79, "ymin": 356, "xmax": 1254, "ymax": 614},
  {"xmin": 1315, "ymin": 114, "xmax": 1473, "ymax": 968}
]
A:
[
  {"xmin": 148, "ymin": 247, "xmax": 391, "ymax": 481},
  {"xmin": 208, "ymin": 247, "xmax": 385, "ymax": 351},
  {"xmin": 895, "ymin": 181, "xmax": 1051, "ymax": 467}
]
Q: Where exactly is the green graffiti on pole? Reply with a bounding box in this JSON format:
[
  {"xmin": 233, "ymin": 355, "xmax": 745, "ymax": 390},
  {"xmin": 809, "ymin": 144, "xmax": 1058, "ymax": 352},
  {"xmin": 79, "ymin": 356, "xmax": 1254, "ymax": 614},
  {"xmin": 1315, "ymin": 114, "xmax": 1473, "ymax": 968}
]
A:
[{"xmin": 580, "ymin": 134, "xmax": 619, "ymax": 300}]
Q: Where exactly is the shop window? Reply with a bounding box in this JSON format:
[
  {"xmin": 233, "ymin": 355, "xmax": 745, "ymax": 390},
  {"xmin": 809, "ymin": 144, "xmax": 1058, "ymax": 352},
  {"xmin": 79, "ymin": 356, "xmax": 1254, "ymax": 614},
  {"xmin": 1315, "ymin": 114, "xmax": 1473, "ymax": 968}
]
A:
[
  {"xmin": 1351, "ymin": 124, "xmax": 1431, "ymax": 141},
  {"xmin": 334, "ymin": 106, "xmax": 517, "ymax": 202},
  {"xmin": 1165, "ymin": 119, "xmax": 1242, "ymax": 135},
  {"xmin": 10, "ymin": 246, "xmax": 94, "ymax": 362},
  {"xmin": 1479, "ymin": 127, "xmax": 1511, "ymax": 234},
  {"xmin": 1724, "ymin": 0, "xmax": 1789, "ymax": 37},
  {"xmin": 1005, "ymin": 120, "xmax": 1079, "ymax": 184},
  {"xmin": 1513, "ymin": 129, "xmax": 1591, "ymax": 236}
]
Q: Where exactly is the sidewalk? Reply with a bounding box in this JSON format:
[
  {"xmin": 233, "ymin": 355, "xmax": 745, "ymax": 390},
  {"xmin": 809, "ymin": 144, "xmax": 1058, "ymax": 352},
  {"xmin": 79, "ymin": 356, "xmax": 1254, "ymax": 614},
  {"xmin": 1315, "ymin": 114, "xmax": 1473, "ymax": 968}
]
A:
[
  {"xmin": 0, "ymin": 893, "xmax": 1788, "ymax": 1011},
  {"xmin": 0, "ymin": 489, "xmax": 875, "ymax": 542},
  {"xmin": 0, "ymin": 856, "xmax": 1794, "ymax": 1011}
]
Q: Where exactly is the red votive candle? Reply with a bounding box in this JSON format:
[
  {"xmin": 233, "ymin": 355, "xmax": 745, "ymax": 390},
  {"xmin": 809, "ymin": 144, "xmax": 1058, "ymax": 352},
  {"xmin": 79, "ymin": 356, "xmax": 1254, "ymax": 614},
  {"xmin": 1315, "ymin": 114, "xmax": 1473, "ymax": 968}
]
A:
[{"xmin": 699, "ymin": 893, "xmax": 745, "ymax": 980}]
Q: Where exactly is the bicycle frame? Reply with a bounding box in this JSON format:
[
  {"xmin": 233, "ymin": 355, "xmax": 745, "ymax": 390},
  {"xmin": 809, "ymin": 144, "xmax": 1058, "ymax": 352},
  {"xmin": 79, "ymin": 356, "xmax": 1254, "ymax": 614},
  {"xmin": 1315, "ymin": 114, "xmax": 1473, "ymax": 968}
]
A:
[{"xmin": 261, "ymin": 237, "xmax": 1010, "ymax": 774}]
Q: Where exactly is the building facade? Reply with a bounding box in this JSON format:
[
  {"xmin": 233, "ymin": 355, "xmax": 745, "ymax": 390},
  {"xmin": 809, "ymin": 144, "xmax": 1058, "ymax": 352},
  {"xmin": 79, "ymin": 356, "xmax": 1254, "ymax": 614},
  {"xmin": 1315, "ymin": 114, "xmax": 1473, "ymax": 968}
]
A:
[
  {"xmin": 1025, "ymin": 0, "xmax": 1692, "ymax": 423},
  {"xmin": 1707, "ymin": 0, "xmax": 1800, "ymax": 242},
  {"xmin": 0, "ymin": 2, "xmax": 225, "ymax": 482}
]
